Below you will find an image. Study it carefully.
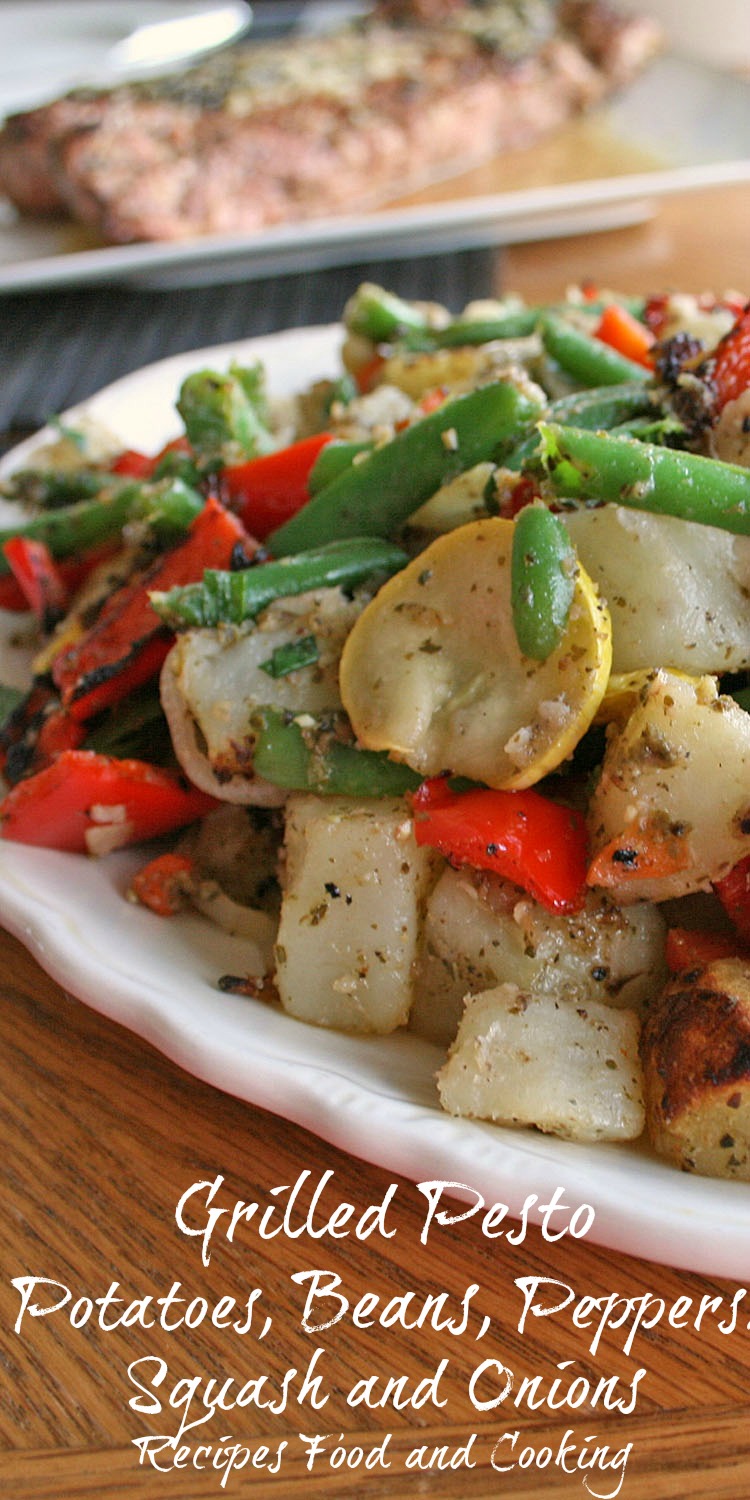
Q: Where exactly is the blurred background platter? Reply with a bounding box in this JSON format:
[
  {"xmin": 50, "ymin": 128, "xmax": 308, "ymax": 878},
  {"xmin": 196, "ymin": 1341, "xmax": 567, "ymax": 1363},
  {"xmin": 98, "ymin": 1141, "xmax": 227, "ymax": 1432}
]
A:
[
  {"xmin": 0, "ymin": 0, "xmax": 254, "ymax": 113},
  {"xmin": 0, "ymin": 1, "xmax": 748, "ymax": 291}
]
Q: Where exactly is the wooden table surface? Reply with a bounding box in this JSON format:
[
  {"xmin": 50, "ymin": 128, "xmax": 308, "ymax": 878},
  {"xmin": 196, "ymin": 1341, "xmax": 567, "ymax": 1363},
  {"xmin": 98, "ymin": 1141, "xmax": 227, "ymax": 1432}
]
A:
[{"xmin": 2, "ymin": 182, "xmax": 750, "ymax": 1500}]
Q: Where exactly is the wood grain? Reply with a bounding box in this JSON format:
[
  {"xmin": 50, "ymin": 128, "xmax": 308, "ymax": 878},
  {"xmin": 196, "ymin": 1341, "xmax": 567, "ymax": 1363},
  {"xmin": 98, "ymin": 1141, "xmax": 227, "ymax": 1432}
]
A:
[
  {"xmin": 2, "ymin": 918, "xmax": 750, "ymax": 1497},
  {"xmin": 3, "ymin": 185, "xmax": 750, "ymax": 1497}
]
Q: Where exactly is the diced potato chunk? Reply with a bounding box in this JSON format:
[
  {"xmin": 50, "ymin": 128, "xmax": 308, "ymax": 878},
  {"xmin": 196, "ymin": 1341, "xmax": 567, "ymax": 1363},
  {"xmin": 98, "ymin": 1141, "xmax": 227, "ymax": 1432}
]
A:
[
  {"xmin": 641, "ymin": 958, "xmax": 750, "ymax": 1179},
  {"xmin": 564, "ymin": 505, "xmax": 750, "ymax": 675},
  {"xmin": 275, "ymin": 794, "xmax": 437, "ymax": 1033},
  {"xmin": 437, "ymin": 985, "xmax": 645, "ymax": 1142},
  {"xmin": 411, "ymin": 866, "xmax": 666, "ymax": 1045},
  {"xmin": 162, "ymin": 587, "xmax": 361, "ymax": 802},
  {"xmin": 170, "ymin": 587, "xmax": 359, "ymax": 772},
  {"xmin": 588, "ymin": 670, "xmax": 750, "ymax": 902}
]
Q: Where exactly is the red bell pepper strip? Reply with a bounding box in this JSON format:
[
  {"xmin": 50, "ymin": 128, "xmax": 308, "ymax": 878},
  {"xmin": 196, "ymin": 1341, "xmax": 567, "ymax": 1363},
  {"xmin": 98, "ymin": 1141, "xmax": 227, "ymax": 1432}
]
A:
[
  {"xmin": 33, "ymin": 705, "xmax": 86, "ymax": 765},
  {"xmin": 0, "ymin": 681, "xmax": 84, "ymax": 781},
  {"xmin": 219, "ymin": 433, "xmax": 333, "ymax": 540},
  {"xmin": 594, "ymin": 303, "xmax": 654, "ymax": 369},
  {"xmin": 715, "ymin": 853, "xmax": 750, "ymax": 944},
  {"xmin": 109, "ymin": 449, "xmax": 154, "ymax": 479},
  {"xmin": 0, "ymin": 750, "xmax": 217, "ymax": 854},
  {"xmin": 0, "ymin": 543, "xmax": 118, "ymax": 613},
  {"xmin": 0, "ymin": 573, "xmax": 34, "ymax": 611},
  {"xmin": 110, "ymin": 436, "xmax": 193, "ymax": 479},
  {"xmin": 665, "ymin": 926, "xmax": 750, "ymax": 974},
  {"xmin": 2, "ymin": 537, "xmax": 70, "ymax": 627},
  {"xmin": 52, "ymin": 496, "xmax": 253, "ymax": 721},
  {"xmin": 411, "ymin": 777, "xmax": 588, "ymax": 913},
  {"xmin": 129, "ymin": 850, "xmax": 197, "ymax": 915},
  {"xmin": 707, "ymin": 304, "xmax": 750, "ymax": 410}
]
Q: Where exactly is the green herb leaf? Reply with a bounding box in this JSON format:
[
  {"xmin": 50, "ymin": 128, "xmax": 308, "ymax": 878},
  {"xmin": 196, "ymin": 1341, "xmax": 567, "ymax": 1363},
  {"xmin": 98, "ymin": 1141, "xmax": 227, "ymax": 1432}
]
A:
[{"xmin": 259, "ymin": 635, "xmax": 319, "ymax": 679}]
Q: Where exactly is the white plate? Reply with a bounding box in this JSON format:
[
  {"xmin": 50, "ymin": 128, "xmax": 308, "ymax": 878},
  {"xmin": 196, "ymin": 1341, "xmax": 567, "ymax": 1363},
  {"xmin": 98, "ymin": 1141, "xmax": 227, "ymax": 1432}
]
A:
[
  {"xmin": 0, "ymin": 51, "xmax": 749, "ymax": 292},
  {"xmin": 0, "ymin": 1, "xmax": 252, "ymax": 114},
  {"xmin": 2, "ymin": 326, "xmax": 750, "ymax": 1282}
]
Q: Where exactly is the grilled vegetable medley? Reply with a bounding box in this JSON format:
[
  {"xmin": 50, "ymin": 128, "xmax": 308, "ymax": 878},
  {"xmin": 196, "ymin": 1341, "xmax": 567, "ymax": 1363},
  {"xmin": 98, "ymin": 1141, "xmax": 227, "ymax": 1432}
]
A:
[{"xmin": 3, "ymin": 281, "xmax": 750, "ymax": 1180}]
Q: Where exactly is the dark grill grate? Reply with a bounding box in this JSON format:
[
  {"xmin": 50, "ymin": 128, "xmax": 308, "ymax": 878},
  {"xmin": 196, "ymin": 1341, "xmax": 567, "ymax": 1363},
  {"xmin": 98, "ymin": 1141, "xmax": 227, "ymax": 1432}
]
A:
[{"xmin": 1, "ymin": 248, "xmax": 498, "ymax": 440}]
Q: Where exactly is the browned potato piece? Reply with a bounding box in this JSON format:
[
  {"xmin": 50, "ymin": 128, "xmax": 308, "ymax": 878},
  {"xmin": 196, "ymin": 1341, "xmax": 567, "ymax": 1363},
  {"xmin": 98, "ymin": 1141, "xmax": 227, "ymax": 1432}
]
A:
[{"xmin": 641, "ymin": 957, "xmax": 750, "ymax": 1179}]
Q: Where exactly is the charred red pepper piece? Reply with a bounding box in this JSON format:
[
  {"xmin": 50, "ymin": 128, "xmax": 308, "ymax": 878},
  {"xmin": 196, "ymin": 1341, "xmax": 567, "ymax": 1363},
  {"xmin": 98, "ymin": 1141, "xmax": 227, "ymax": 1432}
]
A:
[
  {"xmin": 3, "ymin": 537, "xmax": 70, "ymax": 629},
  {"xmin": 0, "ymin": 573, "xmax": 34, "ymax": 611},
  {"xmin": 110, "ymin": 436, "xmax": 193, "ymax": 479},
  {"xmin": 665, "ymin": 926, "xmax": 750, "ymax": 973},
  {"xmin": 0, "ymin": 543, "xmax": 118, "ymax": 613},
  {"xmin": 411, "ymin": 777, "xmax": 588, "ymax": 913},
  {"xmin": 499, "ymin": 472, "xmax": 542, "ymax": 520},
  {"xmin": 0, "ymin": 750, "xmax": 216, "ymax": 854},
  {"xmin": 110, "ymin": 449, "xmax": 154, "ymax": 479},
  {"xmin": 52, "ymin": 496, "xmax": 254, "ymax": 722},
  {"xmin": 129, "ymin": 851, "xmax": 197, "ymax": 914},
  {"xmin": 0, "ymin": 680, "xmax": 84, "ymax": 782},
  {"xmin": 707, "ymin": 304, "xmax": 750, "ymax": 410},
  {"xmin": 715, "ymin": 853, "xmax": 750, "ymax": 944},
  {"xmin": 219, "ymin": 433, "xmax": 333, "ymax": 540}
]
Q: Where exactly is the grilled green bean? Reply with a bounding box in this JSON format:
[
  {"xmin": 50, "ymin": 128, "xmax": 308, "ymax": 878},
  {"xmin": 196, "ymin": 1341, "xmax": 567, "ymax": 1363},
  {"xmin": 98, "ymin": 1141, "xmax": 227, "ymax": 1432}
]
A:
[
  {"xmin": 176, "ymin": 362, "xmax": 274, "ymax": 466},
  {"xmin": 0, "ymin": 478, "xmax": 203, "ymax": 577},
  {"xmin": 0, "ymin": 467, "xmax": 112, "ymax": 508},
  {"xmin": 540, "ymin": 313, "xmax": 652, "ymax": 388},
  {"xmin": 534, "ymin": 424, "xmax": 750, "ymax": 535},
  {"xmin": 511, "ymin": 504, "xmax": 576, "ymax": 661},
  {"xmin": 308, "ymin": 439, "xmax": 374, "ymax": 495},
  {"xmin": 268, "ymin": 380, "xmax": 542, "ymax": 556},
  {"xmin": 344, "ymin": 283, "xmax": 430, "ymax": 342},
  {"xmin": 150, "ymin": 536, "xmax": 408, "ymax": 629},
  {"xmin": 250, "ymin": 707, "xmax": 421, "ymax": 796},
  {"xmin": 502, "ymin": 381, "xmax": 657, "ymax": 473}
]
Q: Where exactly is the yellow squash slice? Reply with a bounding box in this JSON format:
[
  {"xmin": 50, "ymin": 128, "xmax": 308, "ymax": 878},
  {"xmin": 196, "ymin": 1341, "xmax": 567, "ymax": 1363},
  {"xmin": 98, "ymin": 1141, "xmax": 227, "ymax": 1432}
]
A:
[{"xmin": 339, "ymin": 516, "xmax": 612, "ymax": 790}]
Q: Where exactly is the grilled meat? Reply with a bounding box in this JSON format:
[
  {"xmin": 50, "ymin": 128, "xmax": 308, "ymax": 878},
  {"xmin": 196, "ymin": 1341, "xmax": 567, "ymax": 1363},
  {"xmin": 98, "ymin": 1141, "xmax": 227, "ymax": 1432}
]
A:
[{"xmin": 0, "ymin": 0, "xmax": 661, "ymax": 243}]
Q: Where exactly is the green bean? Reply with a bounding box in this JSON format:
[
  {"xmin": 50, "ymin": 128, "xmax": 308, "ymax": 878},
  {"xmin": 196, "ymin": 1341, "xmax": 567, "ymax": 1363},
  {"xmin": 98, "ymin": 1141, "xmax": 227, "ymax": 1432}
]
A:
[
  {"xmin": 308, "ymin": 438, "xmax": 374, "ymax": 495},
  {"xmin": 540, "ymin": 313, "xmax": 652, "ymax": 388},
  {"xmin": 397, "ymin": 298, "xmax": 647, "ymax": 354},
  {"xmin": 534, "ymin": 424, "xmax": 750, "ymax": 535},
  {"xmin": 605, "ymin": 416, "xmax": 685, "ymax": 445},
  {"xmin": 438, "ymin": 298, "xmax": 645, "ymax": 348},
  {"xmin": 176, "ymin": 362, "xmax": 274, "ymax": 466},
  {"xmin": 268, "ymin": 380, "xmax": 542, "ymax": 556},
  {"xmin": 0, "ymin": 484, "xmax": 136, "ymax": 574},
  {"xmin": 0, "ymin": 477, "xmax": 203, "ymax": 576},
  {"xmin": 346, "ymin": 283, "xmax": 645, "ymax": 354},
  {"xmin": 502, "ymin": 381, "xmax": 657, "ymax": 473},
  {"xmin": 0, "ymin": 466, "xmax": 112, "ymax": 508},
  {"xmin": 250, "ymin": 707, "xmax": 421, "ymax": 797},
  {"xmin": 150, "ymin": 537, "xmax": 408, "ymax": 629},
  {"xmin": 150, "ymin": 447, "xmax": 203, "ymax": 489},
  {"xmin": 344, "ymin": 283, "xmax": 430, "ymax": 342},
  {"xmin": 401, "ymin": 309, "xmax": 539, "ymax": 350},
  {"xmin": 511, "ymin": 504, "xmax": 576, "ymax": 661},
  {"xmin": 138, "ymin": 479, "xmax": 205, "ymax": 540}
]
